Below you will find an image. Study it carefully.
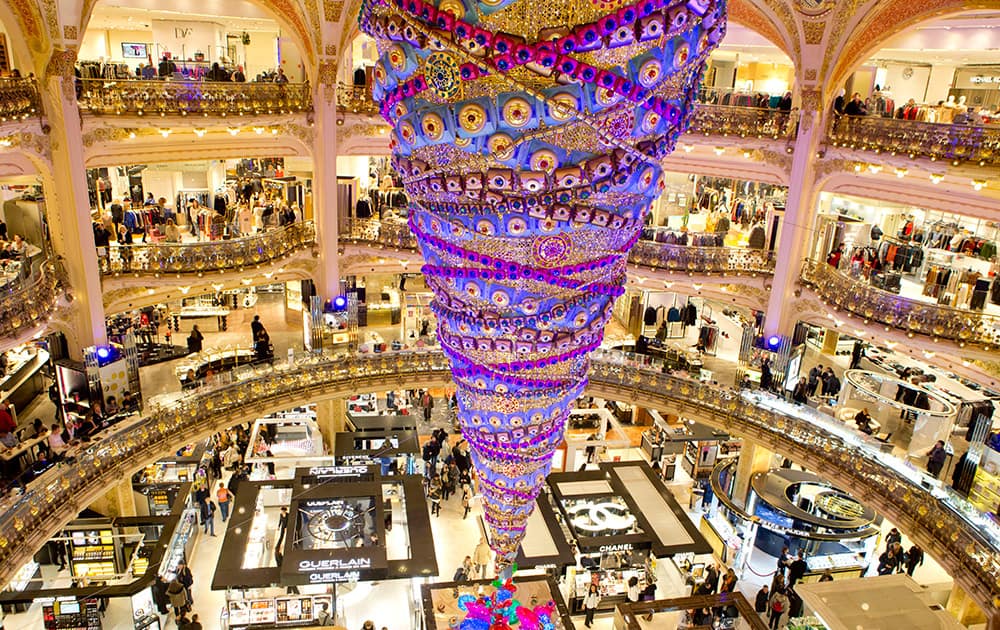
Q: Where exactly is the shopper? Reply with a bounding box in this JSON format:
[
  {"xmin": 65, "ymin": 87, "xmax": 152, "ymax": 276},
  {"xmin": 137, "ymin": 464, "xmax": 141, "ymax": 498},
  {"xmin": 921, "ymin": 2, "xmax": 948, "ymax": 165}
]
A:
[
  {"xmin": 807, "ymin": 365, "xmax": 822, "ymax": 396},
  {"xmin": 187, "ymin": 325, "xmax": 204, "ymax": 354},
  {"xmin": 850, "ymin": 341, "xmax": 865, "ymax": 369},
  {"xmin": 217, "ymin": 483, "xmax": 233, "ymax": 522},
  {"xmin": 176, "ymin": 561, "xmax": 194, "ymax": 605},
  {"xmin": 703, "ymin": 563, "xmax": 719, "ymax": 593},
  {"xmin": 905, "ymin": 544, "xmax": 924, "ymax": 576},
  {"xmin": 792, "ymin": 377, "xmax": 809, "ymax": 404},
  {"xmin": 361, "ymin": 621, "xmax": 375, "ymax": 630},
  {"xmin": 461, "ymin": 486, "xmax": 472, "ymax": 519},
  {"xmin": 420, "ymin": 390, "xmax": 434, "ymax": 422},
  {"xmin": 759, "ymin": 358, "xmax": 772, "ymax": 391},
  {"xmin": 877, "ymin": 545, "xmax": 899, "ymax": 575},
  {"xmin": 251, "ymin": 315, "xmax": 265, "ymax": 339},
  {"xmin": 926, "ymin": 440, "xmax": 947, "ymax": 478},
  {"xmin": 885, "ymin": 527, "xmax": 902, "ymax": 549},
  {"xmin": 188, "ymin": 613, "xmax": 204, "ymax": 630},
  {"xmin": 473, "ymin": 537, "xmax": 491, "ymax": 578},
  {"xmin": 720, "ymin": 568, "xmax": 737, "ymax": 593},
  {"xmin": 768, "ymin": 587, "xmax": 789, "ymax": 630},
  {"xmin": 277, "ymin": 506, "xmax": 289, "ymax": 547},
  {"xmin": 315, "ymin": 602, "xmax": 332, "ymax": 625},
  {"xmin": 754, "ymin": 585, "xmax": 769, "ymax": 613},
  {"xmin": 202, "ymin": 499, "xmax": 216, "ymax": 536},
  {"xmin": 166, "ymin": 577, "xmax": 188, "ymax": 617},
  {"xmin": 421, "ymin": 435, "xmax": 440, "ymax": 474},
  {"xmin": 626, "ymin": 575, "xmax": 640, "ymax": 603},
  {"xmin": 844, "ymin": 92, "xmax": 867, "ymax": 116},
  {"xmin": 854, "ymin": 408, "xmax": 875, "ymax": 435},
  {"xmin": 787, "ymin": 551, "xmax": 807, "ymax": 587},
  {"xmin": 583, "ymin": 584, "xmax": 600, "ymax": 628},
  {"xmin": 818, "ymin": 570, "xmax": 834, "ymax": 582},
  {"xmin": 428, "ymin": 474, "xmax": 442, "ymax": 516},
  {"xmin": 826, "ymin": 242, "xmax": 845, "ymax": 268}
]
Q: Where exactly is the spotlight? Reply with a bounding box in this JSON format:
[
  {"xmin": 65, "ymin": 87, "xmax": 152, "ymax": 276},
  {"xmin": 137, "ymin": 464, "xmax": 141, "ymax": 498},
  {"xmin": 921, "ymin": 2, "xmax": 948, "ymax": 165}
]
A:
[
  {"xmin": 766, "ymin": 335, "xmax": 781, "ymax": 351},
  {"xmin": 96, "ymin": 347, "xmax": 110, "ymax": 360},
  {"xmin": 332, "ymin": 295, "xmax": 348, "ymax": 311}
]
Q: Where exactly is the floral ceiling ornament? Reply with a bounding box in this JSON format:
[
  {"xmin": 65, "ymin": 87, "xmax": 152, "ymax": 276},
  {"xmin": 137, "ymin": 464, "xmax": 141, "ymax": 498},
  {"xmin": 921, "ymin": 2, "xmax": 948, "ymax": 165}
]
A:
[{"xmin": 361, "ymin": 0, "xmax": 727, "ymax": 573}]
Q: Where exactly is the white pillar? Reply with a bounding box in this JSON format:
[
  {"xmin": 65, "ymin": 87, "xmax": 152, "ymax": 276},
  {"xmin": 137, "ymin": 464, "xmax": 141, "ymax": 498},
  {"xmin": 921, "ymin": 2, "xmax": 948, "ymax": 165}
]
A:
[
  {"xmin": 763, "ymin": 94, "xmax": 824, "ymax": 338},
  {"xmin": 40, "ymin": 68, "xmax": 107, "ymax": 355},
  {"xmin": 312, "ymin": 82, "xmax": 341, "ymax": 301}
]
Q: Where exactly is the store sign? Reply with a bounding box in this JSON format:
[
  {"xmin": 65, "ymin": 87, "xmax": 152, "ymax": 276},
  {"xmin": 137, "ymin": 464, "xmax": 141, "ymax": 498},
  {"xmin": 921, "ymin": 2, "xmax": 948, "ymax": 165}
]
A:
[
  {"xmin": 970, "ymin": 76, "xmax": 1000, "ymax": 84},
  {"xmin": 304, "ymin": 570, "xmax": 362, "ymax": 583},
  {"xmin": 298, "ymin": 558, "xmax": 373, "ymax": 571},
  {"xmin": 306, "ymin": 465, "xmax": 369, "ymax": 478},
  {"xmin": 599, "ymin": 543, "xmax": 634, "ymax": 553}
]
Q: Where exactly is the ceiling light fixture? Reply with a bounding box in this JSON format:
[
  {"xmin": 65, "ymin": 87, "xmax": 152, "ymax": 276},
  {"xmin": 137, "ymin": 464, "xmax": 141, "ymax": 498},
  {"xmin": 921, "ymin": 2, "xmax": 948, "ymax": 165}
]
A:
[
  {"xmin": 158, "ymin": 128, "xmax": 172, "ymax": 137},
  {"xmin": 894, "ymin": 167, "xmax": 907, "ymax": 178},
  {"xmin": 972, "ymin": 179, "xmax": 987, "ymax": 191},
  {"xmin": 867, "ymin": 164, "xmax": 882, "ymax": 174},
  {"xmin": 713, "ymin": 146, "xmax": 725, "ymax": 156},
  {"xmin": 193, "ymin": 128, "xmax": 207, "ymax": 137},
  {"xmin": 253, "ymin": 127, "xmax": 265, "ymax": 135},
  {"xmin": 929, "ymin": 173, "xmax": 944, "ymax": 184},
  {"xmin": 682, "ymin": 144, "xmax": 694, "ymax": 153},
  {"xmin": 227, "ymin": 127, "xmax": 240, "ymax": 135}
]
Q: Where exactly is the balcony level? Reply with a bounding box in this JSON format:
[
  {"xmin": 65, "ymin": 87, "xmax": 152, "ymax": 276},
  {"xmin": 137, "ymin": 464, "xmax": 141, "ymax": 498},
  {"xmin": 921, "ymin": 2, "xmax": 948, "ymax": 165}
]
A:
[
  {"xmin": 0, "ymin": 349, "xmax": 997, "ymax": 620},
  {"xmin": 0, "ymin": 258, "xmax": 67, "ymax": 352}
]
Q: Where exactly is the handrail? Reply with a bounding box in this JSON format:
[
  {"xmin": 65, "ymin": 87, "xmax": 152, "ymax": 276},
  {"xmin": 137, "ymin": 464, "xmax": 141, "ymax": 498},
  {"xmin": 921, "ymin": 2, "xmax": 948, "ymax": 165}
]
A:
[
  {"xmin": 827, "ymin": 114, "xmax": 1000, "ymax": 166},
  {"xmin": 0, "ymin": 78, "xmax": 40, "ymax": 122},
  {"xmin": 77, "ymin": 79, "xmax": 313, "ymax": 116},
  {"xmin": 342, "ymin": 218, "xmax": 775, "ymax": 275},
  {"xmin": 0, "ymin": 349, "xmax": 997, "ymax": 613},
  {"xmin": 0, "ymin": 257, "xmax": 61, "ymax": 340},
  {"xmin": 687, "ymin": 104, "xmax": 798, "ymax": 140},
  {"xmin": 801, "ymin": 259, "xmax": 1000, "ymax": 347},
  {"xmin": 336, "ymin": 83, "xmax": 381, "ymax": 117},
  {"xmin": 101, "ymin": 222, "xmax": 316, "ymax": 275}
]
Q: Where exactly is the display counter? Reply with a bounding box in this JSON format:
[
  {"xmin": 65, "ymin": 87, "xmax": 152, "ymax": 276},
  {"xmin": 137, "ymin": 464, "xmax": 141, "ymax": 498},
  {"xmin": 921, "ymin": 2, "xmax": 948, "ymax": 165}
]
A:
[
  {"xmin": 175, "ymin": 347, "xmax": 257, "ymax": 386},
  {"xmin": 168, "ymin": 305, "xmax": 230, "ymax": 332},
  {"xmin": 699, "ymin": 512, "xmax": 742, "ymax": 566},
  {"xmin": 0, "ymin": 345, "xmax": 49, "ymax": 417},
  {"xmin": 224, "ymin": 594, "xmax": 334, "ymax": 629},
  {"xmin": 161, "ymin": 508, "xmax": 198, "ymax": 581},
  {"xmin": 570, "ymin": 568, "xmax": 647, "ymax": 612}
]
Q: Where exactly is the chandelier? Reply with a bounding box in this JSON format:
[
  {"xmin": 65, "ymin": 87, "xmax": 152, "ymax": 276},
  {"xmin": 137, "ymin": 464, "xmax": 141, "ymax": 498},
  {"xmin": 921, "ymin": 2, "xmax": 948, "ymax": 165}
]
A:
[{"xmin": 361, "ymin": 0, "xmax": 726, "ymax": 572}]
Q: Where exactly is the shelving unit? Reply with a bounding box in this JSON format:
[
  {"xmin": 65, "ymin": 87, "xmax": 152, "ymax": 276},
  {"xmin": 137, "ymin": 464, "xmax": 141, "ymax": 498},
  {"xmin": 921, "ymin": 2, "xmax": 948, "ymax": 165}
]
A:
[{"xmin": 969, "ymin": 447, "xmax": 1000, "ymax": 513}]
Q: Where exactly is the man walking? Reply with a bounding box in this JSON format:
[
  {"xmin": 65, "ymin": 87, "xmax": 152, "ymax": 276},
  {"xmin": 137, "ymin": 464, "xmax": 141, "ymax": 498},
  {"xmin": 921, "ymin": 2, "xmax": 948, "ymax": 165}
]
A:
[{"xmin": 217, "ymin": 482, "xmax": 233, "ymax": 522}]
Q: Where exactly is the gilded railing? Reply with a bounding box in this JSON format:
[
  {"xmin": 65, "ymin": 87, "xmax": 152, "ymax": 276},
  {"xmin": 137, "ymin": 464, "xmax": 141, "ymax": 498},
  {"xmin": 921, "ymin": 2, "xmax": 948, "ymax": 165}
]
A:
[
  {"xmin": 343, "ymin": 218, "xmax": 775, "ymax": 274},
  {"xmin": 801, "ymin": 259, "xmax": 1000, "ymax": 347},
  {"xmin": 827, "ymin": 114, "xmax": 1000, "ymax": 166},
  {"xmin": 330, "ymin": 93, "xmax": 799, "ymax": 140},
  {"xmin": 336, "ymin": 83, "xmax": 381, "ymax": 117},
  {"xmin": 687, "ymin": 104, "xmax": 798, "ymax": 140},
  {"xmin": 629, "ymin": 239, "xmax": 774, "ymax": 274},
  {"xmin": 0, "ymin": 78, "xmax": 40, "ymax": 122},
  {"xmin": 0, "ymin": 258, "xmax": 61, "ymax": 341},
  {"xmin": 0, "ymin": 349, "xmax": 998, "ymax": 611},
  {"xmin": 102, "ymin": 222, "xmax": 315, "ymax": 275},
  {"xmin": 78, "ymin": 79, "xmax": 313, "ymax": 116}
]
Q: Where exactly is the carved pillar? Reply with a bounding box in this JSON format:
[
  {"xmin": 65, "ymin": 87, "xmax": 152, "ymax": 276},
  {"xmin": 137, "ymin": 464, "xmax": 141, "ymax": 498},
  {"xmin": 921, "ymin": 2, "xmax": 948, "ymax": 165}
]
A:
[
  {"xmin": 40, "ymin": 50, "xmax": 107, "ymax": 356},
  {"xmin": 732, "ymin": 441, "xmax": 774, "ymax": 509},
  {"xmin": 763, "ymin": 89, "xmax": 824, "ymax": 338},
  {"xmin": 88, "ymin": 478, "xmax": 137, "ymax": 518},
  {"xmin": 315, "ymin": 398, "xmax": 346, "ymax": 454},
  {"xmin": 311, "ymin": 64, "xmax": 341, "ymax": 302},
  {"xmin": 946, "ymin": 583, "xmax": 987, "ymax": 626}
]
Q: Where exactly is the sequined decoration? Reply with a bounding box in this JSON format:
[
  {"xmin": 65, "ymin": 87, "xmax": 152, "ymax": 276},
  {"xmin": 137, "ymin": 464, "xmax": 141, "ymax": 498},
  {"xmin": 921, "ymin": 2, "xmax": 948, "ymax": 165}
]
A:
[{"xmin": 360, "ymin": 0, "xmax": 727, "ymax": 574}]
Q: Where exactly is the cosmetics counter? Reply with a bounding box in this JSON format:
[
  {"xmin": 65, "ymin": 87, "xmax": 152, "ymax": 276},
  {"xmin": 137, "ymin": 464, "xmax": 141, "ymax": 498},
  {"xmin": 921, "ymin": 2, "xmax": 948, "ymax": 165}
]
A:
[
  {"xmin": 131, "ymin": 445, "xmax": 207, "ymax": 516},
  {"xmin": 543, "ymin": 462, "xmax": 711, "ymax": 613},
  {"xmin": 708, "ymin": 463, "xmax": 879, "ymax": 580},
  {"xmin": 0, "ymin": 344, "xmax": 49, "ymax": 414}
]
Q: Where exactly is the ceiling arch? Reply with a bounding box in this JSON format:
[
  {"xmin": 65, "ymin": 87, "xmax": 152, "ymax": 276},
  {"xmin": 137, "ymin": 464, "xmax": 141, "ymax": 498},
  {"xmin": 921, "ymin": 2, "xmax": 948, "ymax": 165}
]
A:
[
  {"xmin": 0, "ymin": 0, "xmax": 50, "ymax": 74},
  {"xmin": 826, "ymin": 0, "xmax": 994, "ymax": 96}
]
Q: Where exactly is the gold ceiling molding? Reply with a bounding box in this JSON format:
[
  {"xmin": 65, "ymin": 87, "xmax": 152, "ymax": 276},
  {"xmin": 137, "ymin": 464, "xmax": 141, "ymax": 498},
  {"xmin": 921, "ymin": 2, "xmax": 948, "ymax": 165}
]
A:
[
  {"xmin": 818, "ymin": 0, "xmax": 863, "ymax": 83},
  {"xmin": 7, "ymin": 0, "xmax": 49, "ymax": 54},
  {"xmin": 729, "ymin": 0, "xmax": 794, "ymax": 58},
  {"xmin": 803, "ymin": 20, "xmax": 824, "ymax": 44},
  {"xmin": 41, "ymin": 0, "xmax": 58, "ymax": 39}
]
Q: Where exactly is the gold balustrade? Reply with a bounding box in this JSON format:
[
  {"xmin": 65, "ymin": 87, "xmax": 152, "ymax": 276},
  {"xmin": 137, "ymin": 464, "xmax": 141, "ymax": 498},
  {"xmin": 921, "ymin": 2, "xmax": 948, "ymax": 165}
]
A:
[
  {"xmin": 687, "ymin": 104, "xmax": 798, "ymax": 140},
  {"xmin": 827, "ymin": 114, "xmax": 1000, "ymax": 166},
  {"xmin": 336, "ymin": 83, "xmax": 382, "ymax": 117},
  {"xmin": 0, "ymin": 78, "xmax": 40, "ymax": 122},
  {"xmin": 0, "ymin": 349, "xmax": 997, "ymax": 613},
  {"xmin": 78, "ymin": 79, "xmax": 312, "ymax": 116},
  {"xmin": 101, "ymin": 222, "xmax": 315, "ymax": 276},
  {"xmin": 802, "ymin": 259, "xmax": 1000, "ymax": 348},
  {"xmin": 0, "ymin": 258, "xmax": 62, "ymax": 340}
]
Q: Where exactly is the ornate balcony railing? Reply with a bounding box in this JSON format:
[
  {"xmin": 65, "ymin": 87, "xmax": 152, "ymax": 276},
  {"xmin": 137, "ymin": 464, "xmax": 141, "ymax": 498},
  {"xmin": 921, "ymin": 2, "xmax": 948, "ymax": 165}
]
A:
[
  {"xmin": 342, "ymin": 218, "xmax": 775, "ymax": 275},
  {"xmin": 0, "ymin": 258, "xmax": 62, "ymax": 340},
  {"xmin": 801, "ymin": 259, "xmax": 1000, "ymax": 348},
  {"xmin": 0, "ymin": 349, "xmax": 998, "ymax": 612},
  {"xmin": 629, "ymin": 239, "xmax": 775, "ymax": 274},
  {"xmin": 687, "ymin": 104, "xmax": 798, "ymax": 141},
  {"xmin": 78, "ymin": 79, "xmax": 313, "ymax": 116},
  {"xmin": 827, "ymin": 114, "xmax": 1000, "ymax": 166},
  {"xmin": 341, "ymin": 217, "xmax": 417, "ymax": 250},
  {"xmin": 0, "ymin": 78, "xmax": 40, "ymax": 122},
  {"xmin": 336, "ymin": 83, "xmax": 381, "ymax": 118},
  {"xmin": 102, "ymin": 221, "xmax": 315, "ymax": 276}
]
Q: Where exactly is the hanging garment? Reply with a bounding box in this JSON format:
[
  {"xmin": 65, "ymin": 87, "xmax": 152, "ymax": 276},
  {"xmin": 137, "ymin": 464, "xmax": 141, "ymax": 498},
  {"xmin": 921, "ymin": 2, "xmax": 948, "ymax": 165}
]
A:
[{"xmin": 644, "ymin": 307, "xmax": 658, "ymax": 326}]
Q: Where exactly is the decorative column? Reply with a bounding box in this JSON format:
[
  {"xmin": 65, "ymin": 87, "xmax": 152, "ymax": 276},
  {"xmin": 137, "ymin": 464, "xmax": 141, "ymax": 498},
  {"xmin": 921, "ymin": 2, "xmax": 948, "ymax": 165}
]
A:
[
  {"xmin": 312, "ymin": 68, "xmax": 341, "ymax": 301},
  {"xmin": 763, "ymin": 88, "xmax": 825, "ymax": 339},
  {"xmin": 39, "ymin": 51, "xmax": 107, "ymax": 355},
  {"xmin": 315, "ymin": 398, "xmax": 347, "ymax": 454},
  {"xmin": 88, "ymin": 479, "xmax": 137, "ymax": 518},
  {"xmin": 731, "ymin": 441, "xmax": 773, "ymax": 509},
  {"xmin": 361, "ymin": 0, "xmax": 726, "ymax": 569}
]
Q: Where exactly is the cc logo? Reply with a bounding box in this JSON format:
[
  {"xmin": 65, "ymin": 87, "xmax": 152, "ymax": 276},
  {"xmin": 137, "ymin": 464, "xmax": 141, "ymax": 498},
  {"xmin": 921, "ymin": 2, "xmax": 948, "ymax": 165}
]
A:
[{"xmin": 566, "ymin": 501, "xmax": 636, "ymax": 534}]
